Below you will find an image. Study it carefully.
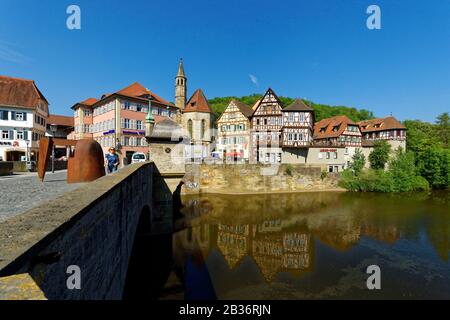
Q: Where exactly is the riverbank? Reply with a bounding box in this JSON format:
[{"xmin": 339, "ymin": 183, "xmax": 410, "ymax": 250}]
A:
[
  {"xmin": 183, "ymin": 163, "xmax": 340, "ymax": 195},
  {"xmin": 182, "ymin": 187, "xmax": 346, "ymax": 196}
]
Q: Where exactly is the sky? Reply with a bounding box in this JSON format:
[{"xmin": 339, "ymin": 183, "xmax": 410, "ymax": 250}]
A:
[{"xmin": 0, "ymin": 0, "xmax": 449, "ymax": 121}]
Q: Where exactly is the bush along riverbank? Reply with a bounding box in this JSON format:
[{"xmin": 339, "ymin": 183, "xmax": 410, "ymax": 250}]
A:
[{"xmin": 340, "ymin": 143, "xmax": 435, "ymax": 192}]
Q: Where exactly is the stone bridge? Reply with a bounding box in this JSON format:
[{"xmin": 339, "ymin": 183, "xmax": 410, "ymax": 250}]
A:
[{"xmin": 0, "ymin": 162, "xmax": 180, "ymax": 300}]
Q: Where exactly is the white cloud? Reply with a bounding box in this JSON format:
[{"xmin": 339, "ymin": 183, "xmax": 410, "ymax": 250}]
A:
[
  {"xmin": 0, "ymin": 40, "xmax": 32, "ymax": 64},
  {"xmin": 249, "ymin": 74, "xmax": 258, "ymax": 86}
]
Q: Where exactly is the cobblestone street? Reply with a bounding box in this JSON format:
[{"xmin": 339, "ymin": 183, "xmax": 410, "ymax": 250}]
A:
[{"xmin": 0, "ymin": 171, "xmax": 85, "ymax": 222}]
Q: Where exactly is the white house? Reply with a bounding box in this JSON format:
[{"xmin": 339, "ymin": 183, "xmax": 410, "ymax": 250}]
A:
[{"xmin": 0, "ymin": 76, "xmax": 49, "ymax": 162}]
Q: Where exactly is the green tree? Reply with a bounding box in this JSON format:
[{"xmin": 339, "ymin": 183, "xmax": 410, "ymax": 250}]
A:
[
  {"xmin": 369, "ymin": 141, "xmax": 391, "ymax": 170},
  {"xmin": 388, "ymin": 148, "xmax": 429, "ymax": 192},
  {"xmin": 436, "ymin": 112, "xmax": 450, "ymax": 148},
  {"xmin": 416, "ymin": 145, "xmax": 449, "ymax": 189},
  {"xmin": 349, "ymin": 148, "xmax": 365, "ymax": 175},
  {"xmin": 208, "ymin": 94, "xmax": 374, "ymax": 121}
]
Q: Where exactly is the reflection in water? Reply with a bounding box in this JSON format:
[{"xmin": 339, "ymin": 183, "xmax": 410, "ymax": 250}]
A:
[{"xmin": 156, "ymin": 191, "xmax": 450, "ymax": 299}]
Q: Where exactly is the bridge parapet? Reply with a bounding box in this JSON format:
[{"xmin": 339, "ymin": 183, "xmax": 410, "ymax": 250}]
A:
[{"xmin": 0, "ymin": 162, "xmax": 171, "ymax": 300}]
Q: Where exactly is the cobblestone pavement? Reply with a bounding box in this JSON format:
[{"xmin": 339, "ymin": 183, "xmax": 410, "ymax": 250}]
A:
[{"xmin": 0, "ymin": 171, "xmax": 85, "ymax": 222}]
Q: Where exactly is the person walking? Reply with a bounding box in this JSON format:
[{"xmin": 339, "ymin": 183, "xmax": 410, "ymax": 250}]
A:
[{"xmin": 105, "ymin": 147, "xmax": 120, "ymax": 174}]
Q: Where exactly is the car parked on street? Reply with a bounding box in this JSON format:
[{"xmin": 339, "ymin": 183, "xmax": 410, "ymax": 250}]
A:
[{"xmin": 131, "ymin": 152, "xmax": 147, "ymax": 164}]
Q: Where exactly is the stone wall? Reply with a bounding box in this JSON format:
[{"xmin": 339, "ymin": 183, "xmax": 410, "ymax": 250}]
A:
[
  {"xmin": 0, "ymin": 162, "xmax": 172, "ymax": 300},
  {"xmin": 0, "ymin": 162, "xmax": 13, "ymax": 176},
  {"xmin": 183, "ymin": 163, "xmax": 341, "ymax": 194}
]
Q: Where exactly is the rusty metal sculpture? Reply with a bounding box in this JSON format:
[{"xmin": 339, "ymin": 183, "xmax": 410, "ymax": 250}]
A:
[{"xmin": 38, "ymin": 138, "xmax": 105, "ymax": 183}]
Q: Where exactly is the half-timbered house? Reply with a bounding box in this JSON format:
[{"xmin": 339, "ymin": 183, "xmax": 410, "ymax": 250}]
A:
[
  {"xmin": 251, "ymin": 88, "xmax": 284, "ymax": 163},
  {"xmin": 282, "ymin": 99, "xmax": 314, "ymax": 147},
  {"xmin": 311, "ymin": 115, "xmax": 362, "ymax": 171},
  {"xmin": 217, "ymin": 99, "xmax": 253, "ymax": 161},
  {"xmin": 358, "ymin": 116, "xmax": 406, "ymax": 150}
]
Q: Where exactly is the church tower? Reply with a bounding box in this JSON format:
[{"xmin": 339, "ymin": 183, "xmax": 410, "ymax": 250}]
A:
[{"xmin": 175, "ymin": 58, "xmax": 187, "ymax": 111}]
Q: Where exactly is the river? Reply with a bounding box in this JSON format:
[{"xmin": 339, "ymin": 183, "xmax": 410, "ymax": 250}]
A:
[{"xmin": 150, "ymin": 191, "xmax": 450, "ymax": 299}]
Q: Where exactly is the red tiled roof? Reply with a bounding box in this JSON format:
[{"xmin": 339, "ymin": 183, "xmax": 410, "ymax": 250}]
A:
[
  {"xmin": 47, "ymin": 114, "xmax": 74, "ymax": 127},
  {"xmin": 184, "ymin": 88, "xmax": 213, "ymax": 113},
  {"xmin": 0, "ymin": 75, "xmax": 48, "ymax": 109},
  {"xmin": 358, "ymin": 116, "xmax": 406, "ymax": 133},
  {"xmin": 116, "ymin": 82, "xmax": 175, "ymax": 107},
  {"xmin": 313, "ymin": 115, "xmax": 357, "ymax": 139},
  {"xmin": 79, "ymin": 97, "xmax": 98, "ymax": 106}
]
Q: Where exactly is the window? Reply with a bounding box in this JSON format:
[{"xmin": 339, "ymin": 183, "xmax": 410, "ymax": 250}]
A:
[
  {"xmin": 15, "ymin": 112, "xmax": 25, "ymax": 121},
  {"xmin": 318, "ymin": 152, "xmax": 323, "ymax": 159},
  {"xmin": 2, "ymin": 130, "xmax": 10, "ymax": 139},
  {"xmin": 326, "ymin": 152, "xmax": 330, "ymax": 159},
  {"xmin": 256, "ymin": 119, "xmax": 260, "ymax": 125},
  {"xmin": 201, "ymin": 119, "xmax": 206, "ymax": 138},
  {"xmin": 0, "ymin": 110, "xmax": 8, "ymax": 120},
  {"xmin": 188, "ymin": 119, "xmax": 193, "ymax": 138},
  {"xmin": 136, "ymin": 104, "xmax": 143, "ymax": 112},
  {"xmin": 136, "ymin": 120, "xmax": 142, "ymax": 130},
  {"xmin": 124, "ymin": 101, "xmax": 131, "ymax": 110},
  {"xmin": 289, "ymin": 114, "xmax": 294, "ymax": 122},
  {"xmin": 345, "ymin": 148, "xmax": 349, "ymax": 155},
  {"xmin": 124, "ymin": 118, "xmax": 130, "ymax": 129},
  {"xmin": 334, "ymin": 152, "xmax": 338, "ymax": 159},
  {"xmin": 124, "ymin": 136, "xmax": 130, "ymax": 146},
  {"xmin": 299, "ymin": 113, "xmax": 304, "ymax": 122}
]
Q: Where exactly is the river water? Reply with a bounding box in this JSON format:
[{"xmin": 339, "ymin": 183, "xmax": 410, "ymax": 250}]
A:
[{"xmin": 155, "ymin": 191, "xmax": 450, "ymax": 299}]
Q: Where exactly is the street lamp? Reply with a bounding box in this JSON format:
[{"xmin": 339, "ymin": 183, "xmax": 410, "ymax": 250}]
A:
[
  {"xmin": 25, "ymin": 140, "xmax": 29, "ymax": 161},
  {"xmin": 50, "ymin": 123, "xmax": 58, "ymax": 173}
]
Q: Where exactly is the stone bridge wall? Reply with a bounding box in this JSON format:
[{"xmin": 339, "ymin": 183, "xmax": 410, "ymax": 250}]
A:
[
  {"xmin": 183, "ymin": 163, "xmax": 341, "ymax": 194},
  {"xmin": 0, "ymin": 162, "xmax": 172, "ymax": 300}
]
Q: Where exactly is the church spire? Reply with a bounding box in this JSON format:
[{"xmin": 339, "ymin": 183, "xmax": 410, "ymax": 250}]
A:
[
  {"xmin": 175, "ymin": 58, "xmax": 187, "ymax": 111},
  {"xmin": 177, "ymin": 58, "xmax": 185, "ymax": 77}
]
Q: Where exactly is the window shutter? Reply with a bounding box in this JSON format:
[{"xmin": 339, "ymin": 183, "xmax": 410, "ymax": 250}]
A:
[
  {"xmin": 24, "ymin": 130, "xmax": 28, "ymax": 140},
  {"xmin": 23, "ymin": 113, "xmax": 27, "ymax": 121},
  {"xmin": 11, "ymin": 111, "xmax": 16, "ymax": 120},
  {"xmin": 9, "ymin": 130, "xmax": 14, "ymax": 140}
]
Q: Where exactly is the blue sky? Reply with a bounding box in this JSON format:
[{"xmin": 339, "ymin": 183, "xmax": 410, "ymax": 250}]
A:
[{"xmin": 0, "ymin": 0, "xmax": 449, "ymax": 121}]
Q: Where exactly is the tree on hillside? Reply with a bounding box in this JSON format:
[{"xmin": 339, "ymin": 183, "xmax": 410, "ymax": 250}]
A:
[
  {"xmin": 208, "ymin": 94, "xmax": 374, "ymax": 121},
  {"xmin": 349, "ymin": 148, "xmax": 365, "ymax": 175},
  {"xmin": 436, "ymin": 112, "xmax": 450, "ymax": 148},
  {"xmin": 369, "ymin": 141, "xmax": 391, "ymax": 170}
]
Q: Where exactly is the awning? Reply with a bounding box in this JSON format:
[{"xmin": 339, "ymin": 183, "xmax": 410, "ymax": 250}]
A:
[{"xmin": 225, "ymin": 151, "xmax": 243, "ymax": 157}]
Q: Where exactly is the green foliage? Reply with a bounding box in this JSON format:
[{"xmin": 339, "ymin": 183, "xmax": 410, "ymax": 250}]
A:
[
  {"xmin": 416, "ymin": 145, "xmax": 450, "ymax": 189},
  {"xmin": 208, "ymin": 94, "xmax": 374, "ymax": 122},
  {"xmin": 388, "ymin": 148, "xmax": 429, "ymax": 192},
  {"xmin": 286, "ymin": 164, "xmax": 294, "ymax": 177},
  {"xmin": 404, "ymin": 119, "xmax": 438, "ymax": 154},
  {"xmin": 339, "ymin": 169, "xmax": 394, "ymax": 192},
  {"xmin": 435, "ymin": 112, "xmax": 450, "ymax": 148},
  {"xmin": 349, "ymin": 148, "xmax": 365, "ymax": 175},
  {"xmin": 320, "ymin": 171, "xmax": 328, "ymax": 181},
  {"xmin": 404, "ymin": 113, "xmax": 450, "ymax": 189},
  {"xmin": 369, "ymin": 141, "xmax": 391, "ymax": 170},
  {"xmin": 340, "ymin": 148, "xmax": 430, "ymax": 193}
]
